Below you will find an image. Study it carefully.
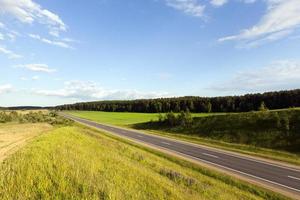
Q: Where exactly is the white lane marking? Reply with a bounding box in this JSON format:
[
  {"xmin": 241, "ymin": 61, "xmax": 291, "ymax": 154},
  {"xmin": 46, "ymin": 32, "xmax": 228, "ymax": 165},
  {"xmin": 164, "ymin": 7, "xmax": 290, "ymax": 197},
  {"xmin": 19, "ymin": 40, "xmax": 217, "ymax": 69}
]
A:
[
  {"xmin": 132, "ymin": 142, "xmax": 300, "ymax": 193},
  {"xmin": 69, "ymin": 118, "xmax": 300, "ymax": 193},
  {"xmin": 66, "ymin": 115, "xmax": 300, "ymax": 173},
  {"xmin": 179, "ymin": 153, "xmax": 300, "ymax": 193},
  {"xmin": 202, "ymin": 153, "xmax": 219, "ymax": 159},
  {"xmin": 161, "ymin": 142, "xmax": 172, "ymax": 146},
  {"xmin": 288, "ymin": 176, "xmax": 300, "ymax": 181},
  {"xmin": 167, "ymin": 140, "xmax": 300, "ymax": 173}
]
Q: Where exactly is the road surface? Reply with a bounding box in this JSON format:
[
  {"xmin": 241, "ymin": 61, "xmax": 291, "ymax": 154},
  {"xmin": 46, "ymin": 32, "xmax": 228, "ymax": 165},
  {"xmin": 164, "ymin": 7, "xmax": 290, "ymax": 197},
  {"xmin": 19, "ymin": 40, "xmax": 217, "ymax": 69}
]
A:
[{"xmin": 62, "ymin": 113, "xmax": 300, "ymax": 198}]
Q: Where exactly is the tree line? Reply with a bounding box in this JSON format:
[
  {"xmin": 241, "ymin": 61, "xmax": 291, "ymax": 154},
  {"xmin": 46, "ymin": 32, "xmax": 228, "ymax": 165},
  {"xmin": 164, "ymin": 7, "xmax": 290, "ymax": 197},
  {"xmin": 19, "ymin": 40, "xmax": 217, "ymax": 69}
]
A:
[{"xmin": 55, "ymin": 89, "xmax": 300, "ymax": 113}]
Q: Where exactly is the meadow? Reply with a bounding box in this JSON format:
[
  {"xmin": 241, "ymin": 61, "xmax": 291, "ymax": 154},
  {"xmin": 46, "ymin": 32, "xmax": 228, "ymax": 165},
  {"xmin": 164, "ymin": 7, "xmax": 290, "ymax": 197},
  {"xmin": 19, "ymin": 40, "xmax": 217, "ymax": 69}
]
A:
[
  {"xmin": 66, "ymin": 111, "xmax": 223, "ymax": 126},
  {"xmin": 0, "ymin": 123, "xmax": 286, "ymax": 200}
]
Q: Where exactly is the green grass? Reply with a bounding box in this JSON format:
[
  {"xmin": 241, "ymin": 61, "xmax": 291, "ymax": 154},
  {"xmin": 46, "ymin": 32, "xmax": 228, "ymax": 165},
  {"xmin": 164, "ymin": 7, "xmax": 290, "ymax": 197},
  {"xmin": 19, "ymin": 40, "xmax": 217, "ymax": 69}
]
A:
[
  {"xmin": 65, "ymin": 110, "xmax": 300, "ymax": 166},
  {"xmin": 0, "ymin": 124, "xmax": 287, "ymax": 200},
  {"xmin": 66, "ymin": 111, "xmax": 222, "ymax": 126}
]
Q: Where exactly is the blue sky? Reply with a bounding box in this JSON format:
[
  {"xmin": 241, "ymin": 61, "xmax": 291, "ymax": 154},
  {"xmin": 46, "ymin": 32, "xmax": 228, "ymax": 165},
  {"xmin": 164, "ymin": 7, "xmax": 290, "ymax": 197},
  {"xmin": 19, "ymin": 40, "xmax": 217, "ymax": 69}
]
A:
[{"xmin": 0, "ymin": 0, "xmax": 300, "ymax": 106}]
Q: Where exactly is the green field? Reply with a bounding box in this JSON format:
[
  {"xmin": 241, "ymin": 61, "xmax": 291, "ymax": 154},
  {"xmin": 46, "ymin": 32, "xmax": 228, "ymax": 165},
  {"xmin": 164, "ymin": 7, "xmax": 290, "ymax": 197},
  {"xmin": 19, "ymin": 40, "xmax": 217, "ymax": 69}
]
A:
[
  {"xmin": 66, "ymin": 110, "xmax": 300, "ymax": 166},
  {"xmin": 66, "ymin": 111, "xmax": 222, "ymax": 125},
  {"xmin": 0, "ymin": 122, "xmax": 285, "ymax": 200}
]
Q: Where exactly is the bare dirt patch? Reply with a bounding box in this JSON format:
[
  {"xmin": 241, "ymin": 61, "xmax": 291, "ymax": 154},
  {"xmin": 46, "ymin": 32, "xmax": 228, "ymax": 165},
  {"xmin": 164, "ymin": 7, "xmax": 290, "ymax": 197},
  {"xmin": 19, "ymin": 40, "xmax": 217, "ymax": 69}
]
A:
[{"xmin": 0, "ymin": 123, "xmax": 52, "ymax": 162}]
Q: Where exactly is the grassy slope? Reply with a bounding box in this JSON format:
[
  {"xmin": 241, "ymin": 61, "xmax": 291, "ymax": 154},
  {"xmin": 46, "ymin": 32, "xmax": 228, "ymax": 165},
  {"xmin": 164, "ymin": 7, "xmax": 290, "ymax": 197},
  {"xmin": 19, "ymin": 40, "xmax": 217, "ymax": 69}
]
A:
[
  {"xmin": 66, "ymin": 110, "xmax": 300, "ymax": 166},
  {"xmin": 66, "ymin": 111, "xmax": 221, "ymax": 126},
  {"xmin": 0, "ymin": 124, "xmax": 287, "ymax": 200}
]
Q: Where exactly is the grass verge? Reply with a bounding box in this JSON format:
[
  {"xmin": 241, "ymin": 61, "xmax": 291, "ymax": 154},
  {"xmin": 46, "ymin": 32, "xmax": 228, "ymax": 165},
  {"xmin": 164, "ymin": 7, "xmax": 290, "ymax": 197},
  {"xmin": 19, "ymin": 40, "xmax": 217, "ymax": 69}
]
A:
[{"xmin": 0, "ymin": 124, "xmax": 288, "ymax": 200}]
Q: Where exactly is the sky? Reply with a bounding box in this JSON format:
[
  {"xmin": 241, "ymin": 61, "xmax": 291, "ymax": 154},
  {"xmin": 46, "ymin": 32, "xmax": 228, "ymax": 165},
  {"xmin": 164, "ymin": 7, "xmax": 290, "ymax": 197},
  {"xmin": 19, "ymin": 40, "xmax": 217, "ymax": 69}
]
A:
[{"xmin": 0, "ymin": 0, "xmax": 300, "ymax": 107}]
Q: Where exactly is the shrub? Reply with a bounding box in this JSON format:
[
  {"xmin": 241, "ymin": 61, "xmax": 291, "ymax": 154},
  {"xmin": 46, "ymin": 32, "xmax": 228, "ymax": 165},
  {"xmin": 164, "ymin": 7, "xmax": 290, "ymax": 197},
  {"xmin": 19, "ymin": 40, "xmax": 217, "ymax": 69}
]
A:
[
  {"xmin": 0, "ymin": 111, "xmax": 73, "ymax": 126},
  {"xmin": 178, "ymin": 110, "xmax": 193, "ymax": 127},
  {"xmin": 259, "ymin": 101, "xmax": 268, "ymax": 111},
  {"xmin": 165, "ymin": 112, "xmax": 177, "ymax": 126},
  {"xmin": 159, "ymin": 111, "xmax": 193, "ymax": 127}
]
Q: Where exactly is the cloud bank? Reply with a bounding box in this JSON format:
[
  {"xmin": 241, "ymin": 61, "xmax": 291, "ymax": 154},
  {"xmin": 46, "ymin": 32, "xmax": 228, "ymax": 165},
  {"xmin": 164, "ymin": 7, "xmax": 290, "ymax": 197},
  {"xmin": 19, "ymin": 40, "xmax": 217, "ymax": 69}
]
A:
[
  {"xmin": 0, "ymin": 46, "xmax": 22, "ymax": 59},
  {"xmin": 16, "ymin": 64, "xmax": 56, "ymax": 73},
  {"xmin": 34, "ymin": 81, "xmax": 170, "ymax": 101},
  {"xmin": 210, "ymin": 60, "xmax": 300, "ymax": 92}
]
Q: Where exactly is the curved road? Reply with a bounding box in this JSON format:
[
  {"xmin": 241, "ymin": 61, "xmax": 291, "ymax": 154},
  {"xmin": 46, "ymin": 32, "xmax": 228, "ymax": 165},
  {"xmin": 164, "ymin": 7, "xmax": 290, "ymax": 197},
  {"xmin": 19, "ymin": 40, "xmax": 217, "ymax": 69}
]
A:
[{"xmin": 62, "ymin": 113, "xmax": 300, "ymax": 199}]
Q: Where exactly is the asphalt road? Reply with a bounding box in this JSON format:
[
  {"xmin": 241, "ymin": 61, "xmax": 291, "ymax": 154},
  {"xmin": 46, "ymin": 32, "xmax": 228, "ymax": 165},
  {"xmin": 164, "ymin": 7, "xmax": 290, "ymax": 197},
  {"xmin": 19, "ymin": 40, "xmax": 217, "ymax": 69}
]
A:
[{"xmin": 62, "ymin": 113, "xmax": 300, "ymax": 197}]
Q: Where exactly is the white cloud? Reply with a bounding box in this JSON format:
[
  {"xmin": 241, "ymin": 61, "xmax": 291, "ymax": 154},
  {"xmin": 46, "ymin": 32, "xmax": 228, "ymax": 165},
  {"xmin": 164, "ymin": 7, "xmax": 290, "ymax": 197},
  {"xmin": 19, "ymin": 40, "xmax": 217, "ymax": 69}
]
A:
[
  {"xmin": 20, "ymin": 77, "xmax": 28, "ymax": 81},
  {"xmin": 0, "ymin": 46, "xmax": 22, "ymax": 59},
  {"xmin": 61, "ymin": 37, "xmax": 80, "ymax": 43},
  {"xmin": 0, "ymin": 22, "xmax": 20, "ymax": 41},
  {"xmin": 0, "ymin": 32, "xmax": 18, "ymax": 41},
  {"xmin": 0, "ymin": 84, "xmax": 12, "ymax": 95},
  {"xmin": 0, "ymin": 0, "xmax": 66, "ymax": 36},
  {"xmin": 239, "ymin": 29, "xmax": 292, "ymax": 48},
  {"xmin": 32, "ymin": 75, "xmax": 40, "ymax": 80},
  {"xmin": 210, "ymin": 0, "xmax": 228, "ymax": 7},
  {"xmin": 165, "ymin": 0, "xmax": 205, "ymax": 18},
  {"xmin": 34, "ymin": 80, "xmax": 169, "ymax": 100},
  {"xmin": 6, "ymin": 32, "xmax": 17, "ymax": 41},
  {"xmin": 29, "ymin": 34, "xmax": 73, "ymax": 49},
  {"xmin": 243, "ymin": 0, "xmax": 257, "ymax": 3},
  {"xmin": 16, "ymin": 64, "xmax": 56, "ymax": 73},
  {"xmin": 20, "ymin": 75, "xmax": 40, "ymax": 81},
  {"xmin": 219, "ymin": 0, "xmax": 300, "ymax": 47},
  {"xmin": 210, "ymin": 60, "xmax": 300, "ymax": 92}
]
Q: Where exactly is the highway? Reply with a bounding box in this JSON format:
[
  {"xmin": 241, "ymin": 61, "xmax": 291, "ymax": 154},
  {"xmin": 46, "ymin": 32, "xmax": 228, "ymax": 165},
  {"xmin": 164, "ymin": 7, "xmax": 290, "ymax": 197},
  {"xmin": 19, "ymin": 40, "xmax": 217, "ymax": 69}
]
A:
[{"xmin": 62, "ymin": 113, "xmax": 300, "ymax": 198}]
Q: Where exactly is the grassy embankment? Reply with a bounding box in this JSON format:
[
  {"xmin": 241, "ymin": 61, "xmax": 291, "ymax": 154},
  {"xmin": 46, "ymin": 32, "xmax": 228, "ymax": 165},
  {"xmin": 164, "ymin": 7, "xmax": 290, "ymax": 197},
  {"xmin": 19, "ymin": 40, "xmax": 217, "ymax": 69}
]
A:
[
  {"xmin": 0, "ymin": 122, "xmax": 287, "ymax": 199},
  {"xmin": 67, "ymin": 109, "xmax": 300, "ymax": 166}
]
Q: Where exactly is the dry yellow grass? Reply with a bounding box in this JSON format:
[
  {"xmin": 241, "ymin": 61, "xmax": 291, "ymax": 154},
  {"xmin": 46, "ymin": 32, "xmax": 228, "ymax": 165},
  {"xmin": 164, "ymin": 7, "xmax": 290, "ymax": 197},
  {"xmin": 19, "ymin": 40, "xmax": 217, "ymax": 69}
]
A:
[
  {"xmin": 0, "ymin": 125, "xmax": 286, "ymax": 200},
  {"xmin": 0, "ymin": 123, "xmax": 53, "ymax": 162},
  {"xmin": 4, "ymin": 109, "xmax": 49, "ymax": 115}
]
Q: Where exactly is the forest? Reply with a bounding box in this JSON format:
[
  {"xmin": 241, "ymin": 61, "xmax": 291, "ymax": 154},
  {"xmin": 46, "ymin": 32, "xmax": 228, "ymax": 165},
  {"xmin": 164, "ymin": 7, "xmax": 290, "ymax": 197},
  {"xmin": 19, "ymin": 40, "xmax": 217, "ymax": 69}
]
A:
[{"xmin": 55, "ymin": 89, "xmax": 300, "ymax": 113}]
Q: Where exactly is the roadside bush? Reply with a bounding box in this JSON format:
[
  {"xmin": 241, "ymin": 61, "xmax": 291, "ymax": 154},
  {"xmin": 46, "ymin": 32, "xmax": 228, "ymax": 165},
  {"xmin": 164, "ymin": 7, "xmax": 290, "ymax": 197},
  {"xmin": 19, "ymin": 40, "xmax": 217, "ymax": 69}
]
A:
[
  {"xmin": 137, "ymin": 109, "xmax": 300, "ymax": 152},
  {"xmin": 159, "ymin": 111, "xmax": 193, "ymax": 128},
  {"xmin": 165, "ymin": 112, "xmax": 177, "ymax": 126},
  {"xmin": 0, "ymin": 111, "xmax": 73, "ymax": 126},
  {"xmin": 188, "ymin": 110, "xmax": 300, "ymax": 151},
  {"xmin": 178, "ymin": 111, "xmax": 193, "ymax": 127}
]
